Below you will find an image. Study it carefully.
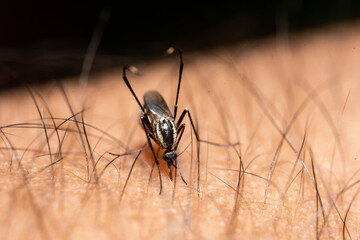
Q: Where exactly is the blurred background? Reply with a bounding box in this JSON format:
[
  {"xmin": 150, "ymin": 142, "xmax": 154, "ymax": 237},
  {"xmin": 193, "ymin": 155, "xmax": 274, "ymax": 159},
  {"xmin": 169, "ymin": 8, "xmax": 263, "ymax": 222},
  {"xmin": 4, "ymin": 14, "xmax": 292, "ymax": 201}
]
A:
[{"xmin": 1, "ymin": 0, "xmax": 360, "ymax": 89}]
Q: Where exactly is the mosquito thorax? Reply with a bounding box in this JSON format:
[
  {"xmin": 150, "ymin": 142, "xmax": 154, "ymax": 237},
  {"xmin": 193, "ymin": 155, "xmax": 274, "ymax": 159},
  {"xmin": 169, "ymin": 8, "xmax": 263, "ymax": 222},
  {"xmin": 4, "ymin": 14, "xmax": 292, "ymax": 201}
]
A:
[{"xmin": 155, "ymin": 117, "xmax": 177, "ymax": 149}]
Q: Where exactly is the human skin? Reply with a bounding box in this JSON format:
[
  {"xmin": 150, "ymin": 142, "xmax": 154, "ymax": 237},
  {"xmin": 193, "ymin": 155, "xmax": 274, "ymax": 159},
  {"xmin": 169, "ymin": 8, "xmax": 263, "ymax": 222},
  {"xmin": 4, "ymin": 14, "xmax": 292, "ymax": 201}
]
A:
[{"xmin": 0, "ymin": 22, "xmax": 360, "ymax": 239}]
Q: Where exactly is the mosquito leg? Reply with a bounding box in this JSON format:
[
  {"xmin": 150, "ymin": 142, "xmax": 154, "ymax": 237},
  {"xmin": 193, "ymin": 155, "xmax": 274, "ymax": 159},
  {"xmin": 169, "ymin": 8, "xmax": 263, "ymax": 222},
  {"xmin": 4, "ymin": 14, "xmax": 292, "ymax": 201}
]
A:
[
  {"xmin": 142, "ymin": 115, "xmax": 153, "ymax": 132},
  {"xmin": 122, "ymin": 66, "xmax": 146, "ymax": 113},
  {"xmin": 173, "ymin": 123, "xmax": 187, "ymax": 185},
  {"xmin": 141, "ymin": 117, "xmax": 163, "ymax": 194},
  {"xmin": 176, "ymin": 108, "xmax": 240, "ymax": 194},
  {"xmin": 147, "ymin": 146, "xmax": 161, "ymax": 191},
  {"xmin": 176, "ymin": 108, "xmax": 240, "ymax": 147},
  {"xmin": 119, "ymin": 149, "xmax": 143, "ymax": 201},
  {"xmin": 176, "ymin": 157, "xmax": 187, "ymax": 185},
  {"xmin": 175, "ymin": 108, "xmax": 201, "ymax": 193},
  {"xmin": 147, "ymin": 161, "xmax": 156, "ymax": 192},
  {"xmin": 176, "ymin": 109, "xmax": 199, "ymax": 140},
  {"xmin": 166, "ymin": 47, "xmax": 184, "ymax": 121},
  {"xmin": 175, "ymin": 123, "xmax": 185, "ymax": 150}
]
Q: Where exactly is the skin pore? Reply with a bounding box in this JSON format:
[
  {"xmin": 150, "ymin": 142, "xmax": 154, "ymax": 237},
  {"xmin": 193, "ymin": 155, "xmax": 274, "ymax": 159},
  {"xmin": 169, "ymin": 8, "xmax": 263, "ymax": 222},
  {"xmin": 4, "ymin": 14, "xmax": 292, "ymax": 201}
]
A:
[{"xmin": 0, "ymin": 22, "xmax": 360, "ymax": 239}]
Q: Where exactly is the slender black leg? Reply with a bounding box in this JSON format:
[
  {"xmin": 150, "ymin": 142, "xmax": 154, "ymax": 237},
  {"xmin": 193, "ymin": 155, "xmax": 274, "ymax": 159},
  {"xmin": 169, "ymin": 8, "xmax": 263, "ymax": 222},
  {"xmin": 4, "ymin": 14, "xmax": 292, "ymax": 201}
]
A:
[
  {"xmin": 176, "ymin": 108, "xmax": 240, "ymax": 147},
  {"xmin": 176, "ymin": 157, "xmax": 187, "ymax": 185},
  {"xmin": 119, "ymin": 149, "xmax": 143, "ymax": 201},
  {"xmin": 147, "ymin": 160, "xmax": 156, "ymax": 191},
  {"xmin": 170, "ymin": 48, "xmax": 184, "ymax": 121},
  {"xmin": 173, "ymin": 123, "xmax": 187, "ymax": 185},
  {"xmin": 141, "ymin": 117, "xmax": 163, "ymax": 194},
  {"xmin": 148, "ymin": 133, "xmax": 158, "ymax": 143},
  {"xmin": 175, "ymin": 123, "xmax": 185, "ymax": 150},
  {"xmin": 176, "ymin": 108, "xmax": 202, "ymax": 142},
  {"xmin": 147, "ymin": 146, "xmax": 161, "ymax": 191},
  {"xmin": 122, "ymin": 66, "xmax": 146, "ymax": 114},
  {"xmin": 175, "ymin": 108, "xmax": 240, "ymax": 194},
  {"xmin": 142, "ymin": 115, "xmax": 153, "ymax": 132},
  {"xmin": 175, "ymin": 109, "xmax": 201, "ymax": 193},
  {"xmin": 176, "ymin": 108, "xmax": 200, "ymax": 141}
]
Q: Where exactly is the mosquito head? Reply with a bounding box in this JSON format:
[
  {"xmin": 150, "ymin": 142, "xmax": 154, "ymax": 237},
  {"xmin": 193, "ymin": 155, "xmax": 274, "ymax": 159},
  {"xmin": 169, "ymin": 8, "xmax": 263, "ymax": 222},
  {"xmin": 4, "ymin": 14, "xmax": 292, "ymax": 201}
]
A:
[
  {"xmin": 163, "ymin": 150, "xmax": 178, "ymax": 182},
  {"xmin": 163, "ymin": 150, "xmax": 177, "ymax": 163}
]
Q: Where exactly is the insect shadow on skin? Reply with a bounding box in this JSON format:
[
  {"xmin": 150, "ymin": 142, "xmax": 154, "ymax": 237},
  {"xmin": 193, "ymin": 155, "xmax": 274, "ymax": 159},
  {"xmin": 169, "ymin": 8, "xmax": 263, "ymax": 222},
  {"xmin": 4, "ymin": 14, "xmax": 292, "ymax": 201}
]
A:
[{"xmin": 109, "ymin": 47, "xmax": 240, "ymax": 195}]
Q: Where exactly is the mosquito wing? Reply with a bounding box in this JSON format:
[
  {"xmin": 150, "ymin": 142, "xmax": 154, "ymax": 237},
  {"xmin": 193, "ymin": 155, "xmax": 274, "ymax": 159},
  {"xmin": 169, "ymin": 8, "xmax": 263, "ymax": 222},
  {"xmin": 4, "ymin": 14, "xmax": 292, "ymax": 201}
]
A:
[{"xmin": 143, "ymin": 90, "xmax": 173, "ymax": 127}]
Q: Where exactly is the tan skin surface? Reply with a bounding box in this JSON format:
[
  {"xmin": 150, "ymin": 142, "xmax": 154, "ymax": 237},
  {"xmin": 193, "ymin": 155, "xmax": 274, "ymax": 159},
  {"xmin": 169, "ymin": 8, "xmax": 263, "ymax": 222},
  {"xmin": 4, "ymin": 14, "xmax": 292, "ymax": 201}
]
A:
[{"xmin": 1, "ymin": 23, "xmax": 360, "ymax": 239}]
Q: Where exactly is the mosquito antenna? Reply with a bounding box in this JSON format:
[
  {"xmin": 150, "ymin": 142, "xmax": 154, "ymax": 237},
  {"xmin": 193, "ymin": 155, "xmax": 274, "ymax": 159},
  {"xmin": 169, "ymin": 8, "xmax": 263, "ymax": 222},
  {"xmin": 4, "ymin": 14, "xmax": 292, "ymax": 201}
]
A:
[
  {"xmin": 166, "ymin": 47, "xmax": 183, "ymax": 120},
  {"xmin": 122, "ymin": 65, "xmax": 145, "ymax": 113}
]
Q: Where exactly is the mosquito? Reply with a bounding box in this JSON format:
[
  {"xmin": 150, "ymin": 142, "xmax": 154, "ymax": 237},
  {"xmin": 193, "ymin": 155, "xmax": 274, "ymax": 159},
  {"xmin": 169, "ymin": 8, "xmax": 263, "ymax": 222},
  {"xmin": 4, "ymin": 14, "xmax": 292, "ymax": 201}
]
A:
[{"xmin": 119, "ymin": 47, "xmax": 238, "ymax": 194}]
